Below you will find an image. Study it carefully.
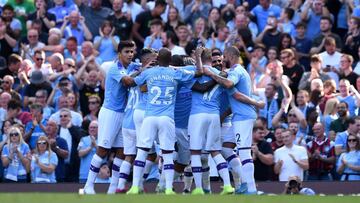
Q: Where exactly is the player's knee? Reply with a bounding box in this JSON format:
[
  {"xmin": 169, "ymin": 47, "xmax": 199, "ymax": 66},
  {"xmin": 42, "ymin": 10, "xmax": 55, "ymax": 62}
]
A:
[
  {"xmin": 222, "ymin": 142, "xmax": 236, "ymax": 149},
  {"xmin": 96, "ymin": 146, "xmax": 110, "ymax": 158},
  {"xmin": 125, "ymin": 155, "xmax": 136, "ymax": 163},
  {"xmin": 147, "ymin": 153, "xmax": 157, "ymax": 161},
  {"xmin": 190, "ymin": 150, "xmax": 201, "ymax": 155}
]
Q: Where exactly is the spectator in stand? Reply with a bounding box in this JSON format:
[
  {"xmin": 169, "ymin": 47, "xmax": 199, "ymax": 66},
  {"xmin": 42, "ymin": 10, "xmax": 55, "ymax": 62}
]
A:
[
  {"xmin": 1, "ymin": 126, "xmax": 30, "ymax": 182},
  {"xmin": 337, "ymin": 79, "xmax": 360, "ymax": 117},
  {"xmin": 0, "ymin": 54, "xmax": 22, "ymax": 84},
  {"xmin": 75, "ymin": 0, "xmax": 111, "ymax": 37},
  {"xmin": 26, "ymin": 0, "xmax": 56, "ymax": 33},
  {"xmin": 266, "ymin": 47, "xmax": 279, "ymax": 65},
  {"xmin": 207, "ymin": 7, "xmax": 226, "ymax": 37},
  {"xmin": 227, "ymin": 13, "xmax": 258, "ymax": 41},
  {"xmin": 20, "ymin": 29, "xmax": 45, "ymax": 62},
  {"xmin": 175, "ymin": 24, "xmax": 191, "ymax": 49},
  {"xmin": 48, "ymin": 0, "xmax": 77, "ymax": 28},
  {"xmin": 318, "ymin": 79, "xmax": 337, "ymax": 113},
  {"xmin": 318, "ymin": 37, "xmax": 342, "ymax": 87},
  {"xmin": 79, "ymin": 42, "xmax": 102, "ymax": 69},
  {"xmin": 300, "ymin": 0, "xmax": 331, "ymax": 40},
  {"xmin": 161, "ymin": 30, "xmax": 186, "ymax": 55},
  {"xmin": 191, "ymin": 17, "xmax": 208, "ymax": 47},
  {"xmin": 338, "ymin": 54, "xmax": 358, "ymax": 86},
  {"xmin": 144, "ymin": 19, "xmax": 164, "ymax": 51},
  {"xmin": 329, "ymin": 101, "xmax": 350, "ymax": 141},
  {"xmin": 93, "ymin": 20, "xmax": 120, "ymax": 63},
  {"xmin": 298, "ymin": 54, "xmax": 331, "ymax": 92},
  {"xmin": 67, "ymin": 92, "xmax": 79, "ymax": 113},
  {"xmin": 205, "ymin": 25, "xmax": 230, "ymax": 53},
  {"xmin": 274, "ymin": 129, "xmax": 309, "ymax": 181},
  {"xmin": 295, "ymin": 90, "xmax": 312, "ymax": 118},
  {"xmin": 278, "ymin": 7, "xmax": 296, "ymax": 37},
  {"xmin": 23, "ymin": 103, "xmax": 47, "ymax": 150},
  {"xmin": 45, "ymin": 120, "xmax": 68, "ymax": 182},
  {"xmin": 0, "ymin": 92, "xmax": 12, "ymax": 111},
  {"xmin": 271, "ymin": 127, "xmax": 284, "ymax": 152},
  {"xmin": 78, "ymin": 120, "xmax": 98, "ymax": 183},
  {"xmin": 6, "ymin": 99, "xmax": 23, "ymax": 125},
  {"xmin": 49, "ymin": 95, "xmax": 83, "ymax": 127},
  {"xmin": 1, "ymin": 75, "xmax": 21, "ymax": 101},
  {"xmin": 6, "ymin": 0, "xmax": 36, "ymax": 37},
  {"xmin": 321, "ymin": 98, "xmax": 339, "ymax": 137},
  {"xmin": 310, "ymin": 16, "xmax": 343, "ymax": 55},
  {"xmin": 30, "ymin": 135, "xmax": 58, "ymax": 183},
  {"xmin": 280, "ymin": 48, "xmax": 304, "ymax": 97},
  {"xmin": 131, "ymin": 0, "xmax": 167, "ymax": 50},
  {"xmin": 34, "ymin": 89, "xmax": 54, "ymax": 120},
  {"xmin": 278, "ymin": 33, "xmax": 294, "ymax": 52},
  {"xmin": 1, "ymin": 4, "xmax": 22, "ymax": 39},
  {"xmin": 30, "ymin": 50, "xmax": 53, "ymax": 79},
  {"xmin": 0, "ymin": 17, "xmax": 16, "ymax": 61},
  {"xmin": 23, "ymin": 70, "xmax": 52, "ymax": 107},
  {"xmin": 337, "ymin": 135, "xmax": 360, "ymax": 181},
  {"xmin": 107, "ymin": 0, "xmax": 133, "ymax": 41},
  {"xmin": 255, "ymin": 14, "xmax": 281, "ymax": 49},
  {"xmin": 294, "ymin": 22, "xmax": 312, "ymax": 71},
  {"xmin": 252, "ymin": 125, "xmax": 274, "ymax": 181},
  {"xmin": 354, "ymin": 48, "xmax": 360, "ymax": 76},
  {"xmin": 256, "ymin": 117, "xmax": 274, "ymax": 142},
  {"xmin": 0, "ymin": 120, "xmax": 14, "ymax": 181},
  {"xmin": 60, "ymin": 10, "xmax": 93, "ymax": 46},
  {"xmin": 42, "ymin": 30, "xmax": 65, "ymax": 57},
  {"xmin": 306, "ymin": 122, "xmax": 336, "ymax": 180},
  {"xmin": 57, "ymin": 108, "xmax": 84, "ymax": 182},
  {"xmin": 249, "ymin": 0, "xmax": 281, "ymax": 32},
  {"xmin": 164, "ymin": 6, "xmax": 183, "ymax": 33},
  {"xmin": 183, "ymin": 0, "xmax": 211, "ymax": 26},
  {"xmin": 63, "ymin": 37, "xmax": 82, "ymax": 63},
  {"xmin": 83, "ymin": 95, "xmax": 101, "ymax": 122},
  {"xmin": 335, "ymin": 116, "xmax": 360, "ymax": 156},
  {"xmin": 343, "ymin": 17, "xmax": 360, "ymax": 62}
]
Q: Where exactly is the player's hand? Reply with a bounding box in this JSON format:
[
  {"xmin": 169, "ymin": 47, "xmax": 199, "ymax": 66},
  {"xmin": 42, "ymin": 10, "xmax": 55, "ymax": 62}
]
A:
[{"xmin": 255, "ymin": 101, "xmax": 265, "ymax": 109}]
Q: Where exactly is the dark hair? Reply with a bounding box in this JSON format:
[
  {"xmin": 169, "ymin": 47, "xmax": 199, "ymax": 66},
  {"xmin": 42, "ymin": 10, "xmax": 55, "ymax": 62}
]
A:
[
  {"xmin": 2, "ymin": 4, "xmax": 14, "ymax": 12},
  {"xmin": 158, "ymin": 48, "xmax": 172, "ymax": 66},
  {"xmin": 256, "ymin": 116, "xmax": 268, "ymax": 128},
  {"xmin": 284, "ymin": 7, "xmax": 295, "ymax": 20},
  {"xmin": 155, "ymin": 0, "xmax": 167, "ymax": 7},
  {"xmin": 29, "ymin": 103, "xmax": 43, "ymax": 114},
  {"xmin": 211, "ymin": 48, "xmax": 222, "ymax": 56},
  {"xmin": 8, "ymin": 54, "xmax": 22, "ymax": 65},
  {"xmin": 165, "ymin": 30, "xmax": 179, "ymax": 45},
  {"xmin": 339, "ymin": 101, "xmax": 349, "ymax": 109},
  {"xmin": 140, "ymin": 47, "xmax": 157, "ymax": 60},
  {"xmin": 296, "ymin": 21, "xmax": 307, "ymax": 29},
  {"xmin": 101, "ymin": 20, "xmax": 113, "ymax": 31},
  {"xmin": 150, "ymin": 18, "xmax": 163, "ymax": 26},
  {"xmin": 1, "ymin": 119, "xmax": 15, "ymax": 135},
  {"xmin": 253, "ymin": 125, "xmax": 265, "ymax": 132},
  {"xmin": 237, "ymin": 27, "xmax": 253, "ymax": 47},
  {"xmin": 320, "ymin": 16, "xmax": 333, "ymax": 25},
  {"xmin": 67, "ymin": 36, "xmax": 78, "ymax": 44},
  {"xmin": 117, "ymin": 40, "xmax": 135, "ymax": 52},
  {"xmin": 7, "ymin": 99, "xmax": 22, "ymax": 110},
  {"xmin": 171, "ymin": 55, "xmax": 185, "ymax": 66},
  {"xmin": 348, "ymin": 116, "xmax": 360, "ymax": 125}
]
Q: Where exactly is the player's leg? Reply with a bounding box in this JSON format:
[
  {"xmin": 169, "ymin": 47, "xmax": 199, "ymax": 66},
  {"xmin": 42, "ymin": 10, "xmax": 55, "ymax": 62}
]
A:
[
  {"xmin": 235, "ymin": 119, "xmax": 257, "ymax": 194},
  {"xmin": 188, "ymin": 114, "xmax": 205, "ymax": 194},
  {"xmin": 107, "ymin": 119, "xmax": 125, "ymax": 194},
  {"xmin": 183, "ymin": 165, "xmax": 193, "ymax": 193},
  {"xmin": 174, "ymin": 128, "xmax": 190, "ymax": 180},
  {"xmin": 158, "ymin": 116, "xmax": 176, "ymax": 195},
  {"xmin": 207, "ymin": 114, "xmax": 233, "ymax": 195},
  {"xmin": 116, "ymin": 128, "xmax": 137, "ymax": 193},
  {"xmin": 84, "ymin": 107, "xmax": 122, "ymax": 194},
  {"xmin": 127, "ymin": 117, "xmax": 156, "ymax": 194},
  {"xmin": 200, "ymin": 153, "xmax": 210, "ymax": 193}
]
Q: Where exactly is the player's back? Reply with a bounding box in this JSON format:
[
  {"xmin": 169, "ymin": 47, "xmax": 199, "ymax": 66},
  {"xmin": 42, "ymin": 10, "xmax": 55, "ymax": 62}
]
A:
[
  {"xmin": 227, "ymin": 64, "xmax": 257, "ymax": 120},
  {"xmin": 191, "ymin": 66, "xmax": 223, "ymax": 115},
  {"xmin": 135, "ymin": 66, "xmax": 195, "ymax": 119}
]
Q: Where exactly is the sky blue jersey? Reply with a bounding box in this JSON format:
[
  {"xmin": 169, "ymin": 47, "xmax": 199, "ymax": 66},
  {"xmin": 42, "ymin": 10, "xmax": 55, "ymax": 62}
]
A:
[
  {"xmin": 134, "ymin": 66, "xmax": 195, "ymax": 119},
  {"xmin": 226, "ymin": 64, "xmax": 257, "ymax": 121},
  {"xmin": 190, "ymin": 66, "xmax": 223, "ymax": 115},
  {"xmin": 174, "ymin": 66, "xmax": 196, "ymax": 129},
  {"xmin": 102, "ymin": 61, "xmax": 130, "ymax": 112}
]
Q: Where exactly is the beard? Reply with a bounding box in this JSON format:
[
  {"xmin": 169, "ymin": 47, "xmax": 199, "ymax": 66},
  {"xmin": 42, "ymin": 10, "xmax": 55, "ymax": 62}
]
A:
[{"xmin": 223, "ymin": 60, "xmax": 231, "ymax": 69}]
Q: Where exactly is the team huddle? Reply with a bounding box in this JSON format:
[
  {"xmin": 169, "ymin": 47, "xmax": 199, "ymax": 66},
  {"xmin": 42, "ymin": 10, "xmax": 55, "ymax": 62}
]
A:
[{"xmin": 81, "ymin": 40, "xmax": 264, "ymax": 195}]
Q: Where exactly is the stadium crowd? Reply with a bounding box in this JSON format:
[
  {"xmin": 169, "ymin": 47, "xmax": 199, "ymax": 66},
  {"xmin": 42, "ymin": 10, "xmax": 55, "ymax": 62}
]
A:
[{"xmin": 0, "ymin": 0, "xmax": 360, "ymax": 194}]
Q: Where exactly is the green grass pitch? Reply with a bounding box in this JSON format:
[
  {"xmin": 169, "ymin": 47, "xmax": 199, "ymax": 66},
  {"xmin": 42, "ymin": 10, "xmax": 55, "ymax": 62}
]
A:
[{"xmin": 0, "ymin": 193, "xmax": 359, "ymax": 203}]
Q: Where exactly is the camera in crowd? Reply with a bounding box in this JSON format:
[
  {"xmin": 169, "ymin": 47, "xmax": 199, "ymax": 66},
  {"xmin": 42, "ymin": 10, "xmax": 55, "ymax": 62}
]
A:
[{"xmin": 284, "ymin": 176, "xmax": 315, "ymax": 195}]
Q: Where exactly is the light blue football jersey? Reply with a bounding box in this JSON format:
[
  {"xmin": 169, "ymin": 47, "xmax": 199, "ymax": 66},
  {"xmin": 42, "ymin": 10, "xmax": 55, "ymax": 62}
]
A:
[
  {"xmin": 174, "ymin": 66, "xmax": 196, "ymax": 129},
  {"xmin": 219, "ymin": 91, "xmax": 232, "ymax": 125},
  {"xmin": 134, "ymin": 66, "xmax": 195, "ymax": 119},
  {"xmin": 102, "ymin": 61, "xmax": 129, "ymax": 112},
  {"xmin": 190, "ymin": 66, "xmax": 224, "ymax": 115},
  {"xmin": 226, "ymin": 64, "xmax": 257, "ymax": 121},
  {"xmin": 134, "ymin": 87, "xmax": 148, "ymax": 111}
]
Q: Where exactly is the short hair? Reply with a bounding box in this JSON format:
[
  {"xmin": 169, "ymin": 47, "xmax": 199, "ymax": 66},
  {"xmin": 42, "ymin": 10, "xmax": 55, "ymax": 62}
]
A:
[
  {"xmin": 158, "ymin": 48, "xmax": 172, "ymax": 66},
  {"xmin": 201, "ymin": 48, "xmax": 212, "ymax": 63},
  {"xmin": 117, "ymin": 40, "xmax": 135, "ymax": 52},
  {"xmin": 36, "ymin": 89, "xmax": 49, "ymax": 98},
  {"xmin": 348, "ymin": 116, "xmax": 360, "ymax": 125},
  {"xmin": 280, "ymin": 48, "xmax": 295, "ymax": 59},
  {"xmin": 171, "ymin": 55, "xmax": 185, "ymax": 66},
  {"xmin": 67, "ymin": 36, "xmax": 78, "ymax": 44},
  {"xmin": 320, "ymin": 16, "xmax": 333, "ymax": 25},
  {"xmin": 310, "ymin": 54, "xmax": 322, "ymax": 63},
  {"xmin": 298, "ymin": 89, "xmax": 309, "ymax": 97},
  {"xmin": 140, "ymin": 48, "xmax": 157, "ymax": 61},
  {"xmin": 155, "ymin": 0, "xmax": 167, "ymax": 7},
  {"xmin": 51, "ymin": 53, "xmax": 64, "ymax": 65},
  {"xmin": 296, "ymin": 21, "xmax": 307, "ymax": 29},
  {"xmin": 341, "ymin": 54, "xmax": 354, "ymax": 64},
  {"xmin": 284, "ymin": 7, "xmax": 295, "ymax": 20},
  {"xmin": 254, "ymin": 43, "xmax": 266, "ymax": 52},
  {"xmin": 8, "ymin": 54, "xmax": 22, "ymax": 65},
  {"xmin": 29, "ymin": 103, "xmax": 43, "ymax": 114},
  {"xmin": 253, "ymin": 125, "xmax": 265, "ymax": 132},
  {"xmin": 7, "ymin": 99, "xmax": 22, "ymax": 110},
  {"xmin": 324, "ymin": 37, "xmax": 336, "ymax": 46},
  {"xmin": 60, "ymin": 108, "xmax": 72, "ymax": 117},
  {"xmin": 256, "ymin": 116, "xmax": 268, "ymax": 128},
  {"xmin": 211, "ymin": 48, "xmax": 222, "ymax": 56},
  {"xmin": 150, "ymin": 19, "xmax": 163, "ymax": 26},
  {"xmin": 224, "ymin": 46, "xmax": 240, "ymax": 58},
  {"xmin": 2, "ymin": 4, "xmax": 14, "ymax": 12}
]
